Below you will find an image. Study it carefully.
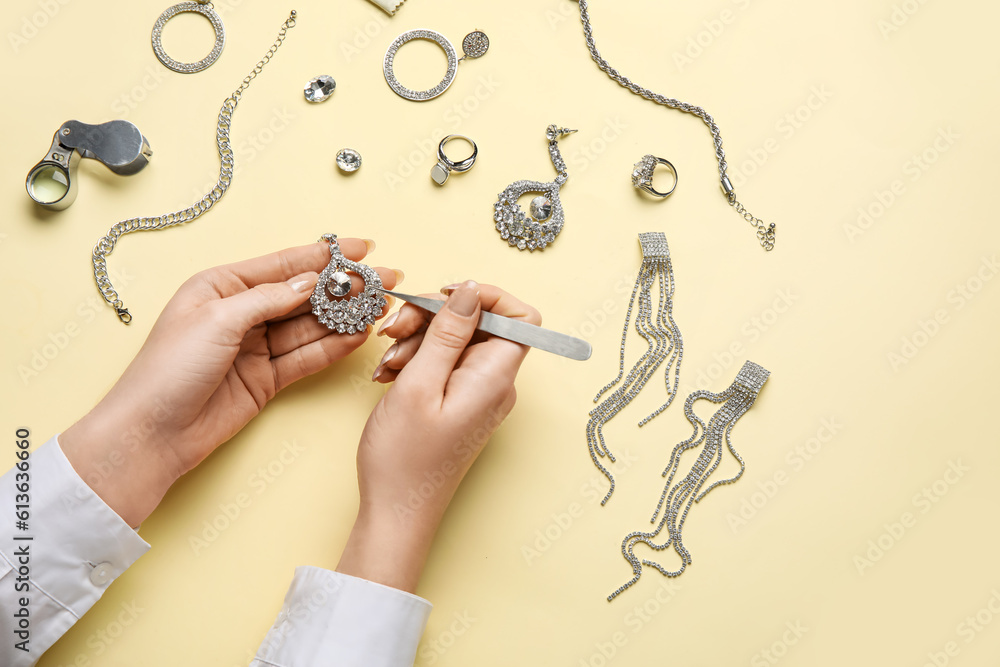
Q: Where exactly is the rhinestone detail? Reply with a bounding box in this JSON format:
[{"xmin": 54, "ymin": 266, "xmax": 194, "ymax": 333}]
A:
[
  {"xmin": 151, "ymin": 2, "xmax": 226, "ymax": 74},
  {"xmin": 383, "ymin": 29, "xmax": 458, "ymax": 102}
]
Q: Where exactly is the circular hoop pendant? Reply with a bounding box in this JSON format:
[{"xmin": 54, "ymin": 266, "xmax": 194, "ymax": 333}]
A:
[
  {"xmin": 383, "ymin": 29, "xmax": 458, "ymax": 101},
  {"xmin": 310, "ymin": 235, "xmax": 387, "ymax": 334},
  {"xmin": 151, "ymin": 2, "xmax": 226, "ymax": 74}
]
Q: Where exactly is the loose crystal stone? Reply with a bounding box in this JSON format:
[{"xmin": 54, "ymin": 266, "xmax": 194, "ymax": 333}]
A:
[
  {"xmin": 304, "ymin": 75, "xmax": 336, "ymax": 103},
  {"xmin": 430, "ymin": 162, "xmax": 450, "ymax": 185},
  {"xmin": 328, "ymin": 271, "xmax": 352, "ymax": 297},
  {"xmin": 336, "ymin": 149, "xmax": 362, "ymax": 173}
]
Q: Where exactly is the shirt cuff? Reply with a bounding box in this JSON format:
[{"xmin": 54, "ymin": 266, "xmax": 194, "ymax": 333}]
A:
[
  {"xmin": 0, "ymin": 435, "xmax": 150, "ymax": 632},
  {"xmin": 252, "ymin": 567, "xmax": 432, "ymax": 667}
]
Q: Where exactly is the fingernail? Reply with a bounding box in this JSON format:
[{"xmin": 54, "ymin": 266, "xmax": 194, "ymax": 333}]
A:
[
  {"xmin": 372, "ymin": 364, "xmax": 384, "ymax": 381},
  {"xmin": 393, "ymin": 269, "xmax": 405, "ymax": 284},
  {"xmin": 379, "ymin": 343, "xmax": 398, "ymax": 366},
  {"xmin": 363, "ymin": 239, "xmax": 376, "ymax": 253},
  {"xmin": 376, "ymin": 311, "xmax": 399, "ymax": 336},
  {"xmin": 289, "ymin": 273, "xmax": 315, "ymax": 293},
  {"xmin": 440, "ymin": 283, "xmax": 461, "ymax": 296},
  {"xmin": 447, "ymin": 280, "xmax": 479, "ymax": 317}
]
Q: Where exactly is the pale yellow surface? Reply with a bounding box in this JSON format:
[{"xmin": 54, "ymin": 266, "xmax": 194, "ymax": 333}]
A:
[{"xmin": 2, "ymin": 0, "xmax": 998, "ymax": 665}]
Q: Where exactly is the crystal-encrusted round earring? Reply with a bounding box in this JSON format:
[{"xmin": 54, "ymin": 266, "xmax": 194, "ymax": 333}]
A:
[{"xmin": 310, "ymin": 234, "xmax": 386, "ymax": 333}]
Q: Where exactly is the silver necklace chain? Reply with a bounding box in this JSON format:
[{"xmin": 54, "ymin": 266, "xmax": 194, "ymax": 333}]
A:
[
  {"xmin": 576, "ymin": 0, "xmax": 775, "ymax": 252},
  {"xmin": 93, "ymin": 10, "xmax": 298, "ymax": 324}
]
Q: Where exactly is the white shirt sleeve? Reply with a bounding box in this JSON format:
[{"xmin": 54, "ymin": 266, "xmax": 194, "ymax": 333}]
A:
[
  {"xmin": 0, "ymin": 436, "xmax": 433, "ymax": 667},
  {"xmin": 0, "ymin": 435, "xmax": 151, "ymax": 667},
  {"xmin": 251, "ymin": 567, "xmax": 433, "ymax": 667}
]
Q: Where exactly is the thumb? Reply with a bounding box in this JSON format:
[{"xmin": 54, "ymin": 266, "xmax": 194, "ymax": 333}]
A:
[
  {"xmin": 404, "ymin": 280, "xmax": 481, "ymax": 394},
  {"xmin": 215, "ymin": 271, "xmax": 318, "ymax": 333}
]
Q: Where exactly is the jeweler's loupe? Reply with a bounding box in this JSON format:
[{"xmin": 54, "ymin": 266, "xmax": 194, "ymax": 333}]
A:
[{"xmin": 26, "ymin": 120, "xmax": 152, "ymax": 210}]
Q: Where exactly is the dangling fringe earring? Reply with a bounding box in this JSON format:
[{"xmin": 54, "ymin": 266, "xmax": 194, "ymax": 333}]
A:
[
  {"xmin": 586, "ymin": 232, "xmax": 683, "ymax": 505},
  {"xmin": 608, "ymin": 361, "xmax": 770, "ymax": 601}
]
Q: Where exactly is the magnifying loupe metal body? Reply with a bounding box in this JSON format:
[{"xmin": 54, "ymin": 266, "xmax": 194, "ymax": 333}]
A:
[{"xmin": 26, "ymin": 120, "xmax": 152, "ymax": 210}]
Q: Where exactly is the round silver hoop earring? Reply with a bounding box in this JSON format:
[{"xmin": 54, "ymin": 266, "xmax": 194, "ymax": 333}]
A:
[
  {"xmin": 383, "ymin": 29, "xmax": 489, "ymax": 102},
  {"xmin": 431, "ymin": 135, "xmax": 477, "ymax": 185},
  {"xmin": 151, "ymin": 2, "xmax": 226, "ymax": 74},
  {"xmin": 632, "ymin": 155, "xmax": 678, "ymax": 198}
]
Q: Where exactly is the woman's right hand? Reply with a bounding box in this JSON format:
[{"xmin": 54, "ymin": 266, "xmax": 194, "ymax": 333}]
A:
[{"xmin": 336, "ymin": 281, "xmax": 541, "ymax": 592}]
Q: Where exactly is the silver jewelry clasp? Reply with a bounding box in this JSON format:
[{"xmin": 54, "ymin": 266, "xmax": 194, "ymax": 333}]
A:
[{"xmin": 26, "ymin": 120, "xmax": 152, "ymax": 210}]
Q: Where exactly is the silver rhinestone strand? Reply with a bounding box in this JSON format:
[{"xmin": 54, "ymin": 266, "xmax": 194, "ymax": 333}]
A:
[
  {"xmin": 586, "ymin": 233, "xmax": 684, "ymax": 505},
  {"xmin": 608, "ymin": 362, "xmax": 770, "ymax": 601}
]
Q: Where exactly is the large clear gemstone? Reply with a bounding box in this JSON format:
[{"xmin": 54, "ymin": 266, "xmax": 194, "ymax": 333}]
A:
[
  {"xmin": 304, "ymin": 75, "xmax": 336, "ymax": 103},
  {"xmin": 328, "ymin": 271, "xmax": 352, "ymax": 297},
  {"xmin": 529, "ymin": 196, "xmax": 552, "ymax": 221}
]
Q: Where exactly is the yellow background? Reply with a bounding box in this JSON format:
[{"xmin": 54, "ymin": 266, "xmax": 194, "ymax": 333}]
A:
[{"xmin": 3, "ymin": 0, "xmax": 999, "ymax": 665}]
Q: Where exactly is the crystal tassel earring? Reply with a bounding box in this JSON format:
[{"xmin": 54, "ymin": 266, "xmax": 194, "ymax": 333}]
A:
[
  {"xmin": 586, "ymin": 232, "xmax": 684, "ymax": 505},
  {"xmin": 608, "ymin": 361, "xmax": 770, "ymax": 601}
]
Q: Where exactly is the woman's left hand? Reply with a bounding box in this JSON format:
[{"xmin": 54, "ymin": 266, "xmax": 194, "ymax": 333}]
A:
[{"xmin": 61, "ymin": 239, "xmax": 399, "ymax": 526}]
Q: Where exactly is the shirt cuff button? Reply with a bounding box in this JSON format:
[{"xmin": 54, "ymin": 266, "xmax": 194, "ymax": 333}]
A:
[{"xmin": 89, "ymin": 562, "xmax": 114, "ymax": 586}]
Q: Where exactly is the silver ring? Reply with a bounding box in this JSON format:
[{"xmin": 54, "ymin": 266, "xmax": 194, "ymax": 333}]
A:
[
  {"xmin": 632, "ymin": 155, "xmax": 678, "ymax": 198},
  {"xmin": 151, "ymin": 2, "xmax": 226, "ymax": 74},
  {"xmin": 383, "ymin": 30, "xmax": 457, "ymax": 102},
  {"xmin": 431, "ymin": 135, "xmax": 477, "ymax": 185}
]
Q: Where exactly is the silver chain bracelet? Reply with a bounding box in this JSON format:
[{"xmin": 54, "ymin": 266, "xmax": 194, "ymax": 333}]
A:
[{"xmin": 92, "ymin": 11, "xmax": 298, "ymax": 324}]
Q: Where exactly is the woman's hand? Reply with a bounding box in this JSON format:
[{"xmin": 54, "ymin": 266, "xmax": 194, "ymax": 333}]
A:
[
  {"xmin": 336, "ymin": 281, "xmax": 541, "ymax": 592},
  {"xmin": 61, "ymin": 239, "xmax": 400, "ymax": 527}
]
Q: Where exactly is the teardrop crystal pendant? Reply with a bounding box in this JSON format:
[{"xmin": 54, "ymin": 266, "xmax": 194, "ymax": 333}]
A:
[
  {"xmin": 493, "ymin": 124, "xmax": 576, "ymax": 252},
  {"xmin": 310, "ymin": 234, "xmax": 387, "ymax": 334}
]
